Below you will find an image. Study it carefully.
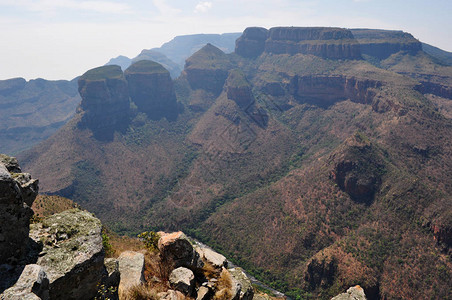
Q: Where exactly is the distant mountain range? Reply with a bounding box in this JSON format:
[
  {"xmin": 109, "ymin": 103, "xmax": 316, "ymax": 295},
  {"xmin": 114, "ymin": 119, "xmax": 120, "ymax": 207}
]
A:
[
  {"xmin": 18, "ymin": 26, "xmax": 452, "ymax": 299},
  {"xmin": 106, "ymin": 32, "xmax": 241, "ymax": 78}
]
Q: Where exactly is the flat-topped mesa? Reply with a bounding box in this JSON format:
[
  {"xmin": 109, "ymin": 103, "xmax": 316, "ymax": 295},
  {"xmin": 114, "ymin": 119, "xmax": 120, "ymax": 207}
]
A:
[
  {"xmin": 235, "ymin": 27, "xmax": 362, "ymax": 59},
  {"xmin": 184, "ymin": 43, "xmax": 231, "ymax": 95},
  {"xmin": 78, "ymin": 65, "xmax": 130, "ymax": 140},
  {"xmin": 351, "ymin": 29, "xmax": 422, "ymax": 59},
  {"xmin": 125, "ymin": 60, "xmax": 178, "ymax": 120}
]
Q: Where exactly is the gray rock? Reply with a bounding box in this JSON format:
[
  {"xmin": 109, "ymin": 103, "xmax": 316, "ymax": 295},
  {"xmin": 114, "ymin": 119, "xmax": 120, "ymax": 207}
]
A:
[
  {"xmin": 1, "ymin": 264, "xmax": 49, "ymax": 300},
  {"xmin": 118, "ymin": 251, "xmax": 145, "ymax": 293},
  {"xmin": 0, "ymin": 155, "xmax": 38, "ymax": 264},
  {"xmin": 229, "ymin": 267, "xmax": 254, "ymax": 300},
  {"xmin": 169, "ymin": 267, "xmax": 195, "ymax": 296},
  {"xmin": 158, "ymin": 231, "xmax": 204, "ymax": 270},
  {"xmin": 331, "ymin": 285, "xmax": 367, "ymax": 300},
  {"xmin": 29, "ymin": 209, "xmax": 104, "ymax": 300},
  {"xmin": 197, "ymin": 247, "xmax": 228, "ymax": 270},
  {"xmin": 196, "ymin": 286, "xmax": 211, "ymax": 300}
]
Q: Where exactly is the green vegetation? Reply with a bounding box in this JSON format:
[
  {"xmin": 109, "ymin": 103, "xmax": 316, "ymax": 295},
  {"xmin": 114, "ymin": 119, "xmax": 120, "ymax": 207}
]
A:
[
  {"xmin": 125, "ymin": 60, "xmax": 169, "ymax": 74},
  {"xmin": 81, "ymin": 65, "xmax": 123, "ymax": 80},
  {"xmin": 137, "ymin": 231, "xmax": 160, "ymax": 253}
]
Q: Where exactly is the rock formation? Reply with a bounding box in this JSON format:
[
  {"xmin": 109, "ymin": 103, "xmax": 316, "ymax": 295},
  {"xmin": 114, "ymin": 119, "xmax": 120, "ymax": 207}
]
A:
[
  {"xmin": 235, "ymin": 27, "xmax": 269, "ymax": 58},
  {"xmin": 184, "ymin": 44, "xmax": 231, "ymax": 95},
  {"xmin": 78, "ymin": 65, "xmax": 130, "ymax": 140},
  {"xmin": 331, "ymin": 285, "xmax": 367, "ymax": 300},
  {"xmin": 117, "ymin": 251, "xmax": 145, "ymax": 294},
  {"xmin": 125, "ymin": 60, "xmax": 178, "ymax": 120},
  {"xmin": 0, "ymin": 154, "xmax": 38, "ymax": 264},
  {"xmin": 351, "ymin": 29, "xmax": 422, "ymax": 60},
  {"xmin": 158, "ymin": 231, "xmax": 204, "ymax": 270},
  {"xmin": 329, "ymin": 132, "xmax": 386, "ymax": 204},
  {"xmin": 235, "ymin": 27, "xmax": 362, "ymax": 59},
  {"xmin": 289, "ymin": 75, "xmax": 382, "ymax": 107},
  {"xmin": 28, "ymin": 209, "xmax": 104, "ymax": 300}
]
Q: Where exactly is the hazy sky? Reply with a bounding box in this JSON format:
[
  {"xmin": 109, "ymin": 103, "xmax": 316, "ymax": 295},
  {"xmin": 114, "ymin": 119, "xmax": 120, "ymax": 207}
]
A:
[{"xmin": 0, "ymin": 0, "xmax": 450, "ymax": 80}]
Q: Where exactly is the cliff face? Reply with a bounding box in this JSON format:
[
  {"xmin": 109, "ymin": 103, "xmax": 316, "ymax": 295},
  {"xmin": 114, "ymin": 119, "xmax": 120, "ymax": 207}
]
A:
[
  {"xmin": 290, "ymin": 75, "xmax": 382, "ymax": 107},
  {"xmin": 0, "ymin": 154, "xmax": 38, "ymax": 264},
  {"xmin": 184, "ymin": 43, "xmax": 231, "ymax": 95},
  {"xmin": 351, "ymin": 29, "xmax": 422, "ymax": 59},
  {"xmin": 125, "ymin": 60, "xmax": 178, "ymax": 120},
  {"xmin": 78, "ymin": 65, "xmax": 130, "ymax": 140},
  {"xmin": 235, "ymin": 27, "xmax": 269, "ymax": 58},
  {"xmin": 235, "ymin": 27, "xmax": 362, "ymax": 59}
]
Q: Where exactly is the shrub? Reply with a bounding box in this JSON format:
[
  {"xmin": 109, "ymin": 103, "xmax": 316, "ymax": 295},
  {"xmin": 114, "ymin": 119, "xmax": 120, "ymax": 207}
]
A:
[{"xmin": 138, "ymin": 231, "xmax": 161, "ymax": 253}]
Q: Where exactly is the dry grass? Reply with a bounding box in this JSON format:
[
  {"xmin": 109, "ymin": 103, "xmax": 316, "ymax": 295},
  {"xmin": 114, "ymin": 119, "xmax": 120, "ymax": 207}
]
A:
[
  {"xmin": 213, "ymin": 268, "xmax": 233, "ymax": 300},
  {"xmin": 120, "ymin": 283, "xmax": 160, "ymax": 300},
  {"xmin": 202, "ymin": 261, "xmax": 221, "ymax": 280}
]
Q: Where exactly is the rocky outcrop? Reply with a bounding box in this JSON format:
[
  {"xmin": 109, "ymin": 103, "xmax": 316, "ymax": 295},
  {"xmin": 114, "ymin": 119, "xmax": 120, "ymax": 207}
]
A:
[
  {"xmin": 157, "ymin": 232, "xmax": 256, "ymax": 300},
  {"xmin": 289, "ymin": 75, "xmax": 382, "ymax": 107},
  {"xmin": 414, "ymin": 81, "xmax": 452, "ymax": 100},
  {"xmin": 184, "ymin": 44, "xmax": 231, "ymax": 95},
  {"xmin": 125, "ymin": 60, "xmax": 178, "ymax": 120},
  {"xmin": 118, "ymin": 251, "xmax": 145, "ymax": 293},
  {"xmin": 235, "ymin": 27, "xmax": 268, "ymax": 58},
  {"xmin": 78, "ymin": 65, "xmax": 130, "ymax": 140},
  {"xmin": 224, "ymin": 70, "xmax": 269, "ymax": 128},
  {"xmin": 0, "ymin": 154, "xmax": 38, "ymax": 264},
  {"xmin": 331, "ymin": 285, "xmax": 367, "ymax": 300},
  {"xmin": 305, "ymin": 256, "xmax": 337, "ymax": 290},
  {"xmin": 351, "ymin": 29, "xmax": 422, "ymax": 60},
  {"xmin": 28, "ymin": 209, "xmax": 104, "ymax": 300},
  {"xmin": 236, "ymin": 27, "xmax": 362, "ymax": 59},
  {"xmin": 158, "ymin": 231, "xmax": 204, "ymax": 270},
  {"xmin": 225, "ymin": 70, "xmax": 254, "ymax": 108},
  {"xmin": 330, "ymin": 132, "xmax": 386, "ymax": 204}
]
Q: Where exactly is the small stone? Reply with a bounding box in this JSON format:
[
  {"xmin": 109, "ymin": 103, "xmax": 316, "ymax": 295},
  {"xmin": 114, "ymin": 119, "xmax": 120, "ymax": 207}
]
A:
[{"xmin": 169, "ymin": 267, "xmax": 195, "ymax": 296}]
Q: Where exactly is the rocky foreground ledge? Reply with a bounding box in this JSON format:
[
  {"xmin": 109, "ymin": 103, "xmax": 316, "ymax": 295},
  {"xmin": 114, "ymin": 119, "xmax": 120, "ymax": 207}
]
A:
[{"xmin": 0, "ymin": 154, "xmax": 366, "ymax": 299}]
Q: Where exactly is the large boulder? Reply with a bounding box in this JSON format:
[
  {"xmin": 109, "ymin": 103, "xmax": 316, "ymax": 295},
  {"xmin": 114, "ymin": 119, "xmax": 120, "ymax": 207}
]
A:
[
  {"xmin": 118, "ymin": 251, "xmax": 145, "ymax": 293},
  {"xmin": 169, "ymin": 267, "xmax": 195, "ymax": 296},
  {"xmin": 158, "ymin": 231, "xmax": 203, "ymax": 270},
  {"xmin": 125, "ymin": 60, "xmax": 178, "ymax": 120},
  {"xmin": 28, "ymin": 209, "xmax": 104, "ymax": 300},
  {"xmin": 331, "ymin": 285, "xmax": 367, "ymax": 300},
  {"xmin": 78, "ymin": 65, "xmax": 130, "ymax": 140},
  {"xmin": 0, "ymin": 154, "xmax": 38, "ymax": 264}
]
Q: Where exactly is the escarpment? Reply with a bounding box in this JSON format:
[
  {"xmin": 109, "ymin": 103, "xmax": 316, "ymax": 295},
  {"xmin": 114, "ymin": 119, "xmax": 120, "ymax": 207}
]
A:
[
  {"xmin": 78, "ymin": 65, "xmax": 130, "ymax": 140},
  {"xmin": 235, "ymin": 27, "xmax": 362, "ymax": 59},
  {"xmin": 125, "ymin": 60, "xmax": 178, "ymax": 120},
  {"xmin": 351, "ymin": 29, "xmax": 422, "ymax": 60}
]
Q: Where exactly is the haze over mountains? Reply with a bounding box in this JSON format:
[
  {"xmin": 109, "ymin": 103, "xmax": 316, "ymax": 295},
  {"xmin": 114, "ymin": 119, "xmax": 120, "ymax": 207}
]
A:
[{"xmin": 14, "ymin": 26, "xmax": 452, "ymax": 299}]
